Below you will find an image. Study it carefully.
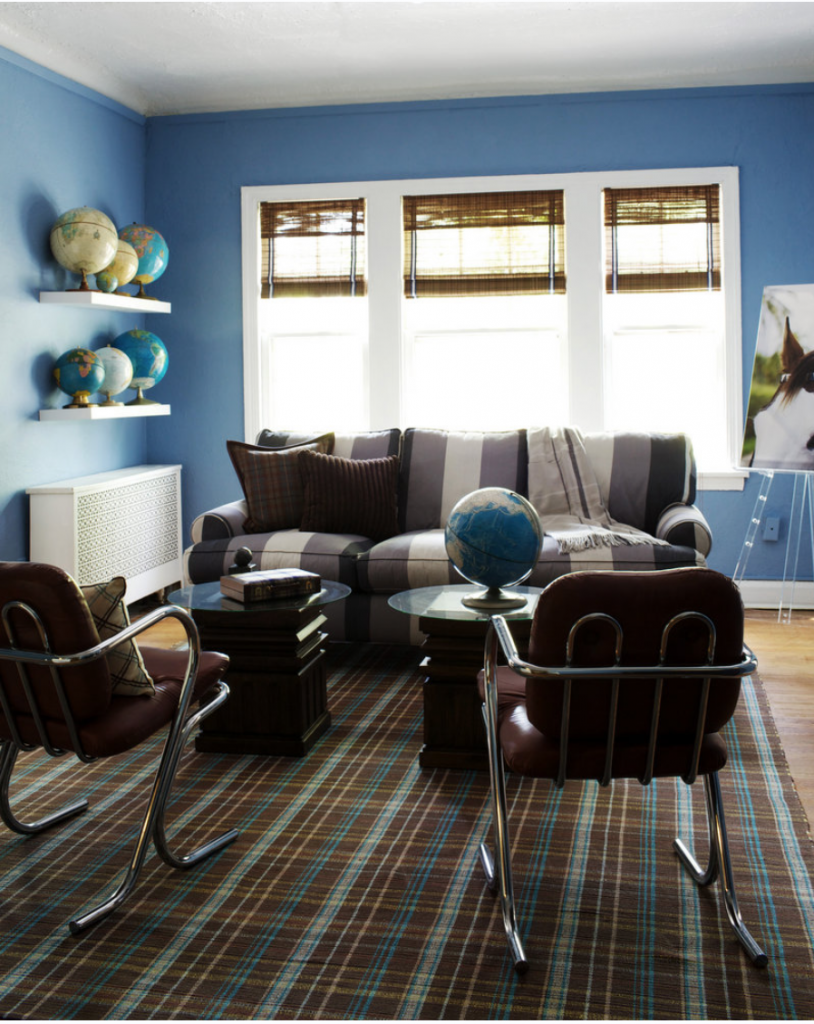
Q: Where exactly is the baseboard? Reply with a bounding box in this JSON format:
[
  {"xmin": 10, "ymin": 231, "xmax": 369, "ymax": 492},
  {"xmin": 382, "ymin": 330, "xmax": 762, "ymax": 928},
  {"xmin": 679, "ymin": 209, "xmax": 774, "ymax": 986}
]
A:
[{"xmin": 736, "ymin": 578, "xmax": 814, "ymax": 609}]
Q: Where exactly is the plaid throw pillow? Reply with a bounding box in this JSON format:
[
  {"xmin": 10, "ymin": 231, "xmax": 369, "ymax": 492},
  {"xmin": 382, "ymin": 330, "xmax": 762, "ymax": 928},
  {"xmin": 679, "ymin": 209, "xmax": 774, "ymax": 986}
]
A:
[
  {"xmin": 227, "ymin": 435, "xmax": 334, "ymax": 532},
  {"xmin": 81, "ymin": 576, "xmax": 154, "ymax": 697}
]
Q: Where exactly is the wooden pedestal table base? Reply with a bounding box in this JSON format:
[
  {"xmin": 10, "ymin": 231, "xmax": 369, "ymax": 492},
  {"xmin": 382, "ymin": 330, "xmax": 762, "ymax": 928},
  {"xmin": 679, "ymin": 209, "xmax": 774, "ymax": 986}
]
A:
[
  {"xmin": 168, "ymin": 580, "xmax": 350, "ymax": 756},
  {"xmin": 389, "ymin": 585, "xmax": 541, "ymax": 771}
]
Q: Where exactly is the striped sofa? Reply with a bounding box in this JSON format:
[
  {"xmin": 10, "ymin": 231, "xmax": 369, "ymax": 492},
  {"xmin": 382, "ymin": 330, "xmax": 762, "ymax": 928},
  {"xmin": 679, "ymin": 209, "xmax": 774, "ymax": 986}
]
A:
[{"xmin": 184, "ymin": 427, "xmax": 712, "ymax": 645}]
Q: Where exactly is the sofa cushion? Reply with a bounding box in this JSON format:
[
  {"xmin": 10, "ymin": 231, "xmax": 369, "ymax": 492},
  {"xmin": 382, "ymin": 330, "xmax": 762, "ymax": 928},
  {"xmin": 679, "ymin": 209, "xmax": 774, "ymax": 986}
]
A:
[
  {"xmin": 358, "ymin": 530, "xmax": 459, "ymax": 593},
  {"xmin": 357, "ymin": 528, "xmax": 705, "ymax": 597},
  {"xmin": 582, "ymin": 431, "xmax": 696, "ymax": 535},
  {"xmin": 300, "ymin": 451, "xmax": 400, "ymax": 542},
  {"xmin": 257, "ymin": 428, "xmax": 400, "ymax": 460},
  {"xmin": 226, "ymin": 436, "xmax": 333, "ymax": 533},
  {"xmin": 398, "ymin": 428, "xmax": 528, "ymax": 533},
  {"xmin": 184, "ymin": 530, "xmax": 374, "ymax": 589},
  {"xmin": 525, "ymin": 534, "xmax": 706, "ymax": 589}
]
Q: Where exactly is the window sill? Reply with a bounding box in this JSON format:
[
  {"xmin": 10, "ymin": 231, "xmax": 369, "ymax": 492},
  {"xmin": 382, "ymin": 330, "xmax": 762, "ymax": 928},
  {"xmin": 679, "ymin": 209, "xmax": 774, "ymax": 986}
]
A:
[{"xmin": 698, "ymin": 469, "xmax": 748, "ymax": 492}]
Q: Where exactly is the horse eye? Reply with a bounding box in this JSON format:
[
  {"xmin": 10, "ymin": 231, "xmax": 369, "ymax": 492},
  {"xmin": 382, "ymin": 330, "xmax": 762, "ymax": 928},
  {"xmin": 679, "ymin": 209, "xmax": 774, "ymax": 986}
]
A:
[{"xmin": 807, "ymin": 436, "xmax": 814, "ymax": 451}]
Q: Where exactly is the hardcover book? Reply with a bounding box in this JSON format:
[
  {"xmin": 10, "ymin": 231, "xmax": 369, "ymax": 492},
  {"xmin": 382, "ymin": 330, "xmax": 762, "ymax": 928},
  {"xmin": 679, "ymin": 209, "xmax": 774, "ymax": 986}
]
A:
[{"xmin": 220, "ymin": 568, "xmax": 321, "ymax": 603}]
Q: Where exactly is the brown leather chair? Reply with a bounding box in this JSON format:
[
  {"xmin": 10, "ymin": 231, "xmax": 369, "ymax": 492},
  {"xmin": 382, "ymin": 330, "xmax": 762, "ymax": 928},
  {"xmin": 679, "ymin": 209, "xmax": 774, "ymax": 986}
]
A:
[
  {"xmin": 478, "ymin": 566, "xmax": 767, "ymax": 973},
  {"xmin": 0, "ymin": 561, "xmax": 239, "ymax": 934}
]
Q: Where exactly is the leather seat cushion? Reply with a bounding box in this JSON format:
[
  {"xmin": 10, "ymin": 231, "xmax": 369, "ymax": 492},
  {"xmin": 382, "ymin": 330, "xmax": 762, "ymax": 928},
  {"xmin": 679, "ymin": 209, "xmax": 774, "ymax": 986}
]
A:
[{"xmin": 0, "ymin": 648, "xmax": 228, "ymax": 759}]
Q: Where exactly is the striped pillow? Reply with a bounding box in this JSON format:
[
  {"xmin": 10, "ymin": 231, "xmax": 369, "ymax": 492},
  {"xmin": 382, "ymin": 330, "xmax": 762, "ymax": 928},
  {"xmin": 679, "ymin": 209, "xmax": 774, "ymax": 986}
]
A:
[
  {"xmin": 227, "ymin": 436, "xmax": 333, "ymax": 532},
  {"xmin": 299, "ymin": 451, "xmax": 400, "ymax": 542},
  {"xmin": 81, "ymin": 576, "xmax": 154, "ymax": 697}
]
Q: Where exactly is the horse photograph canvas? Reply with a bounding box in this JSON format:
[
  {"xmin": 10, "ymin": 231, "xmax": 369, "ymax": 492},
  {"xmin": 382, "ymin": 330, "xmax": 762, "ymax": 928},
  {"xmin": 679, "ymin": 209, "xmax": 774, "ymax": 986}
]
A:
[{"xmin": 741, "ymin": 284, "xmax": 814, "ymax": 471}]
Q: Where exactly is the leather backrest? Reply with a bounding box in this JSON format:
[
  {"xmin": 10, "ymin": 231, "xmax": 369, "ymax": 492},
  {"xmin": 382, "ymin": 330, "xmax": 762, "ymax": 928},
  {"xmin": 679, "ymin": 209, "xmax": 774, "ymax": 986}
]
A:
[
  {"xmin": 0, "ymin": 562, "xmax": 112, "ymax": 728},
  {"xmin": 526, "ymin": 567, "xmax": 744, "ymax": 742}
]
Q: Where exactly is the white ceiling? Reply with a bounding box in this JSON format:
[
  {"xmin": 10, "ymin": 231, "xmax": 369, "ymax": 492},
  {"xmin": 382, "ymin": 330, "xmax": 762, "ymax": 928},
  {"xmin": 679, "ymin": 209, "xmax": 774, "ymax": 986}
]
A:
[{"xmin": 1, "ymin": 1, "xmax": 814, "ymax": 117}]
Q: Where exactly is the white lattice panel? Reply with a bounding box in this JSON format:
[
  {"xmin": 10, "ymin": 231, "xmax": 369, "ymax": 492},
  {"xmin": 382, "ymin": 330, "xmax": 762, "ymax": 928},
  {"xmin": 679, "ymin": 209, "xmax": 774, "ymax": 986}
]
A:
[{"xmin": 27, "ymin": 465, "xmax": 183, "ymax": 604}]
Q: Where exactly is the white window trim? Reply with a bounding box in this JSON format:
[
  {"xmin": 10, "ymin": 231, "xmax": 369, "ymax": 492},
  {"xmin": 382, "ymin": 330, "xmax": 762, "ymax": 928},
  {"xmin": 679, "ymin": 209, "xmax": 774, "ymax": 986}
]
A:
[{"xmin": 241, "ymin": 167, "xmax": 743, "ymax": 490}]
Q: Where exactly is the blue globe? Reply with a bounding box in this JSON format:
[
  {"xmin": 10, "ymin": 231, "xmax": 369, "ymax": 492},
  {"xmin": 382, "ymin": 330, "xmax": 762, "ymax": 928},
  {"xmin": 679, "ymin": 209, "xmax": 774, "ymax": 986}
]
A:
[
  {"xmin": 53, "ymin": 348, "xmax": 106, "ymax": 407},
  {"xmin": 113, "ymin": 328, "xmax": 168, "ymax": 404},
  {"xmin": 118, "ymin": 223, "xmax": 169, "ymax": 299},
  {"xmin": 445, "ymin": 487, "xmax": 542, "ymax": 608}
]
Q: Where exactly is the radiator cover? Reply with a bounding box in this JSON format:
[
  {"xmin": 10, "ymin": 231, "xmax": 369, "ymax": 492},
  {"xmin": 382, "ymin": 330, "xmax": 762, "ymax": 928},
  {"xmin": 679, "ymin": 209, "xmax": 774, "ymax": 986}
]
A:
[{"xmin": 27, "ymin": 465, "xmax": 183, "ymax": 604}]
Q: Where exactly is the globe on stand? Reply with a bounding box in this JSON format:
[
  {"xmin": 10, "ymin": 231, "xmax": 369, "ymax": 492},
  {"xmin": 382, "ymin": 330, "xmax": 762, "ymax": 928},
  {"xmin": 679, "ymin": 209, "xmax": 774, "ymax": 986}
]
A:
[
  {"xmin": 113, "ymin": 328, "xmax": 168, "ymax": 405},
  {"xmin": 95, "ymin": 344, "xmax": 133, "ymax": 406},
  {"xmin": 445, "ymin": 487, "xmax": 542, "ymax": 609},
  {"xmin": 100, "ymin": 237, "xmax": 139, "ymax": 293},
  {"xmin": 94, "ymin": 270, "xmax": 118, "ymax": 293},
  {"xmin": 118, "ymin": 223, "xmax": 169, "ymax": 299},
  {"xmin": 49, "ymin": 207, "xmax": 118, "ymax": 292},
  {"xmin": 53, "ymin": 348, "xmax": 106, "ymax": 408}
]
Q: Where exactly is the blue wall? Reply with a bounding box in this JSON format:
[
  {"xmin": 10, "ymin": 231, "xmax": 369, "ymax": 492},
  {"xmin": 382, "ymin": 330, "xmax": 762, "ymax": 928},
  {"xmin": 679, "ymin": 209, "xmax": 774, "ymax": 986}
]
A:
[
  {"xmin": 0, "ymin": 48, "xmax": 151, "ymax": 561},
  {"xmin": 144, "ymin": 85, "xmax": 814, "ymax": 578},
  {"xmin": 3, "ymin": 47, "xmax": 814, "ymax": 582}
]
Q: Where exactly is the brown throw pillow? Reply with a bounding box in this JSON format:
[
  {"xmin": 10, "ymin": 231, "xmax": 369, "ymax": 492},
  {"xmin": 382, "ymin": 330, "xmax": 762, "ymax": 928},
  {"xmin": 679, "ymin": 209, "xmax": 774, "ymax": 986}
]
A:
[
  {"xmin": 299, "ymin": 451, "xmax": 400, "ymax": 542},
  {"xmin": 81, "ymin": 577, "xmax": 155, "ymax": 697},
  {"xmin": 227, "ymin": 434, "xmax": 334, "ymax": 532}
]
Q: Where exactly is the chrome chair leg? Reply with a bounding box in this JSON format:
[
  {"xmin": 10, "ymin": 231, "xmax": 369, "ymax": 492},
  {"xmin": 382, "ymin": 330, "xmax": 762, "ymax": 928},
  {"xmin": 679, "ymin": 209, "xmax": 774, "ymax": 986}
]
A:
[
  {"xmin": 673, "ymin": 772, "xmax": 767, "ymax": 967},
  {"xmin": 0, "ymin": 741, "xmax": 88, "ymax": 835},
  {"xmin": 480, "ymin": 703, "xmax": 529, "ymax": 974},
  {"xmin": 68, "ymin": 683, "xmax": 238, "ymax": 935},
  {"xmin": 154, "ymin": 681, "xmax": 239, "ymax": 869}
]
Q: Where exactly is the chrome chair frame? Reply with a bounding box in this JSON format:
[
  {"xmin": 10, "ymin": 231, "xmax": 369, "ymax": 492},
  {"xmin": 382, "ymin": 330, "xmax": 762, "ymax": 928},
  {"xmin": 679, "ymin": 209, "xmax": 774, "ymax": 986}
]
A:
[
  {"xmin": 0, "ymin": 600, "xmax": 239, "ymax": 934},
  {"xmin": 480, "ymin": 612, "xmax": 767, "ymax": 974}
]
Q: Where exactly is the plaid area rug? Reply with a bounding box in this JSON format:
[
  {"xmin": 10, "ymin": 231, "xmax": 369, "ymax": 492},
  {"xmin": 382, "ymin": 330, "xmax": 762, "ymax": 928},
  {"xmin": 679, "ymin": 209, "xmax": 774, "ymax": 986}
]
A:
[{"xmin": 0, "ymin": 644, "xmax": 812, "ymax": 1020}]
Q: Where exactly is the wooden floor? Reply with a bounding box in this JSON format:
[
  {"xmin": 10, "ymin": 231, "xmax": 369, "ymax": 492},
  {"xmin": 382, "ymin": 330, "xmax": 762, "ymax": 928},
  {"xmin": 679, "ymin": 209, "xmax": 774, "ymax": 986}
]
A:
[
  {"xmin": 744, "ymin": 609, "xmax": 814, "ymax": 825},
  {"xmin": 139, "ymin": 607, "xmax": 814, "ymax": 826}
]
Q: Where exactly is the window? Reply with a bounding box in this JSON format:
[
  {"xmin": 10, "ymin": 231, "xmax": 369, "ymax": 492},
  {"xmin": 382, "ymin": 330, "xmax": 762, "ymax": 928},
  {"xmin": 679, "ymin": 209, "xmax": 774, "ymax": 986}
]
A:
[
  {"xmin": 601, "ymin": 185, "xmax": 729, "ymax": 472},
  {"xmin": 242, "ymin": 169, "xmax": 741, "ymax": 486},
  {"xmin": 255, "ymin": 199, "xmax": 368, "ymax": 431},
  {"xmin": 401, "ymin": 189, "xmax": 567, "ymax": 429}
]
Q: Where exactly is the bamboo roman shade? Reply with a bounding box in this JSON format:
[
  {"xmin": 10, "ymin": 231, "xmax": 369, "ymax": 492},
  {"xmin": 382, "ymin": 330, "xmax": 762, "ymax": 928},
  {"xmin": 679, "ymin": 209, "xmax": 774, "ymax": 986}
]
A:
[
  {"xmin": 604, "ymin": 185, "xmax": 721, "ymax": 293},
  {"xmin": 403, "ymin": 190, "xmax": 566, "ymax": 298},
  {"xmin": 260, "ymin": 199, "xmax": 366, "ymax": 298}
]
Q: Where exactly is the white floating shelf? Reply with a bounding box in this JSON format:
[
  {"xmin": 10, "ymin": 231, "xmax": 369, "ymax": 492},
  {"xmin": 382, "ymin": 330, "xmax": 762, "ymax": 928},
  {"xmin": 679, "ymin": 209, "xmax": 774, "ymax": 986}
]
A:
[
  {"xmin": 39, "ymin": 404, "xmax": 171, "ymax": 422},
  {"xmin": 39, "ymin": 291, "xmax": 171, "ymax": 314}
]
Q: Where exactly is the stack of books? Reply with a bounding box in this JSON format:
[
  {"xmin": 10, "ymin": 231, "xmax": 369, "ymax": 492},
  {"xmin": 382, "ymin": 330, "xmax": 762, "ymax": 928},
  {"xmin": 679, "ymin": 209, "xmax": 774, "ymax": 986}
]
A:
[{"xmin": 220, "ymin": 568, "xmax": 321, "ymax": 604}]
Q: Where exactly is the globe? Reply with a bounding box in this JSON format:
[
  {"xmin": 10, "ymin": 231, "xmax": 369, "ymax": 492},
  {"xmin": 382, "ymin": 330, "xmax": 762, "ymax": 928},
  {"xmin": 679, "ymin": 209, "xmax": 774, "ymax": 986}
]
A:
[
  {"xmin": 53, "ymin": 348, "xmax": 106, "ymax": 408},
  {"xmin": 49, "ymin": 207, "xmax": 118, "ymax": 291},
  {"xmin": 113, "ymin": 328, "xmax": 168, "ymax": 405},
  {"xmin": 96, "ymin": 345, "xmax": 134, "ymax": 406},
  {"xmin": 118, "ymin": 223, "xmax": 169, "ymax": 299},
  {"xmin": 445, "ymin": 487, "xmax": 542, "ymax": 609},
  {"xmin": 101, "ymin": 237, "xmax": 139, "ymax": 291},
  {"xmin": 94, "ymin": 270, "xmax": 118, "ymax": 293}
]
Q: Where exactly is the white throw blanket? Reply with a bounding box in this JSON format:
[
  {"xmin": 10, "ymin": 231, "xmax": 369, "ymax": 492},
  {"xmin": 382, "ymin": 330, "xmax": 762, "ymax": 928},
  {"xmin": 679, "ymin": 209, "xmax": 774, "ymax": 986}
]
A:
[{"xmin": 527, "ymin": 426, "xmax": 668, "ymax": 554}]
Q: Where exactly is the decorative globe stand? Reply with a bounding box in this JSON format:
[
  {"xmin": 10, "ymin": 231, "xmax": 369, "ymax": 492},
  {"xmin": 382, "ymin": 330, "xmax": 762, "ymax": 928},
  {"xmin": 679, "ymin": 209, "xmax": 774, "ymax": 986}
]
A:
[
  {"xmin": 126, "ymin": 386, "xmax": 160, "ymax": 406},
  {"xmin": 461, "ymin": 586, "xmax": 529, "ymax": 610}
]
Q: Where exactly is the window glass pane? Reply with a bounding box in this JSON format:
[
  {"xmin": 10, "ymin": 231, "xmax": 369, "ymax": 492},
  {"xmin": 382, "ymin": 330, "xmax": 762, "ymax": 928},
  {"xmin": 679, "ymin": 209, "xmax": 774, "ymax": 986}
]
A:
[
  {"xmin": 603, "ymin": 292, "xmax": 727, "ymax": 469},
  {"xmin": 403, "ymin": 295, "xmax": 567, "ymax": 429},
  {"xmin": 259, "ymin": 297, "xmax": 367, "ymax": 431}
]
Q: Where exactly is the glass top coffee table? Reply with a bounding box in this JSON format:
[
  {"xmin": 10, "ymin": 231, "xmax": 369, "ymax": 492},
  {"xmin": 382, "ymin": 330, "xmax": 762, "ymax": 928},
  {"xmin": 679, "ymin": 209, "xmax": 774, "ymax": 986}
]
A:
[
  {"xmin": 388, "ymin": 584, "xmax": 542, "ymax": 770},
  {"xmin": 388, "ymin": 584, "xmax": 542, "ymax": 622},
  {"xmin": 169, "ymin": 579, "xmax": 350, "ymax": 757}
]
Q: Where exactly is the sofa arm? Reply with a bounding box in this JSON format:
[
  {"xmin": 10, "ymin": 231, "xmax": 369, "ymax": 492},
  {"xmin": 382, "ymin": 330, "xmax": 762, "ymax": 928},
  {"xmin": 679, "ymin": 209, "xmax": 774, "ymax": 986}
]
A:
[
  {"xmin": 190, "ymin": 499, "xmax": 249, "ymax": 543},
  {"xmin": 655, "ymin": 503, "xmax": 713, "ymax": 558}
]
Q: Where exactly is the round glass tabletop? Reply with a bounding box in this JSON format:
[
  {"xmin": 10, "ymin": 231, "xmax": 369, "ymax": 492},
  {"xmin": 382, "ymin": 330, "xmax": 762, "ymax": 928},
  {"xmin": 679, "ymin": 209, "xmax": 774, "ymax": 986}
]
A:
[
  {"xmin": 388, "ymin": 584, "xmax": 542, "ymax": 622},
  {"xmin": 168, "ymin": 578, "xmax": 351, "ymax": 614}
]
